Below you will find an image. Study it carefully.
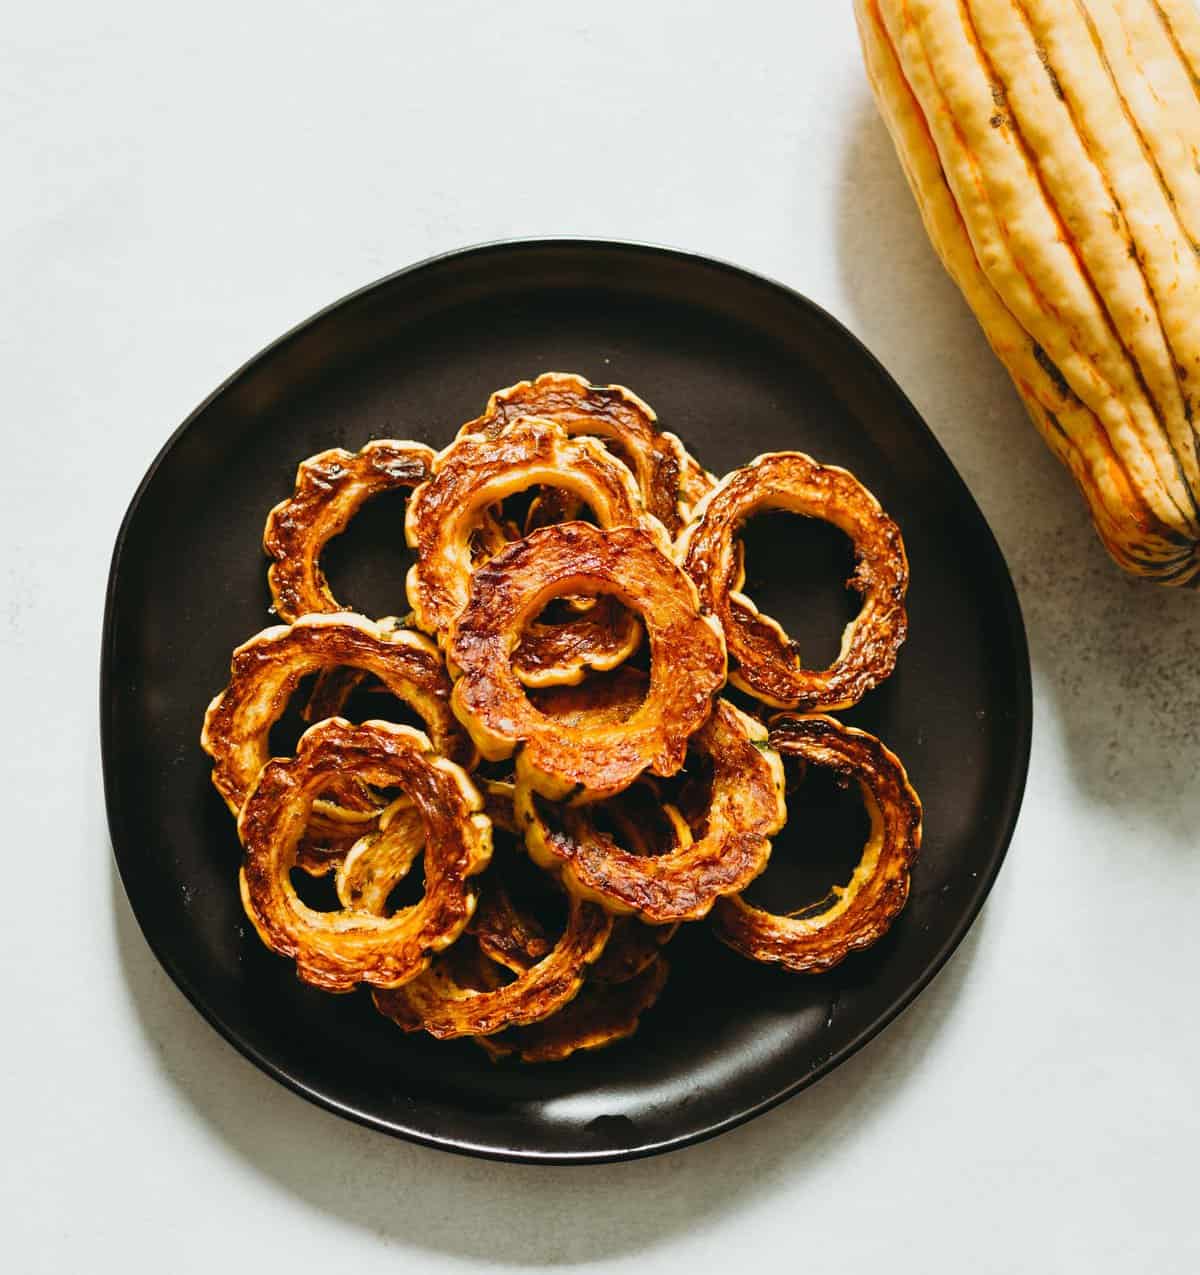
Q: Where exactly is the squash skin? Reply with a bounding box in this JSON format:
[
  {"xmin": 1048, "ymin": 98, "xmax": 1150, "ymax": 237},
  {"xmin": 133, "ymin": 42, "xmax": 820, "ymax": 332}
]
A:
[{"xmin": 855, "ymin": 0, "xmax": 1200, "ymax": 584}]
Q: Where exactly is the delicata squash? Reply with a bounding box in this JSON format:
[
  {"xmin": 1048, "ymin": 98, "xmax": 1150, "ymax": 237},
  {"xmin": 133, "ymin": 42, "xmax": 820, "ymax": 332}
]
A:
[
  {"xmin": 712, "ymin": 715, "xmax": 922, "ymax": 972},
  {"xmin": 406, "ymin": 415, "xmax": 665, "ymax": 683},
  {"xmin": 200, "ymin": 366, "xmax": 929, "ymax": 1062},
  {"xmin": 475, "ymin": 955, "xmax": 670, "ymax": 1064},
  {"xmin": 264, "ymin": 440, "xmax": 434, "ymax": 622},
  {"xmin": 458, "ymin": 371, "xmax": 697, "ymax": 536},
  {"xmin": 517, "ymin": 699, "xmax": 787, "ymax": 923},
  {"xmin": 384, "ymin": 784, "xmax": 668, "ymax": 1053},
  {"xmin": 201, "ymin": 613, "xmax": 474, "ymax": 794},
  {"xmin": 448, "ymin": 523, "xmax": 727, "ymax": 802},
  {"xmin": 678, "ymin": 452, "xmax": 908, "ymax": 711},
  {"xmin": 237, "ymin": 719, "xmax": 492, "ymax": 993},
  {"xmin": 856, "ymin": 0, "xmax": 1200, "ymax": 584},
  {"xmin": 373, "ymin": 861, "xmax": 613, "ymax": 1038},
  {"xmin": 476, "ymin": 778, "xmax": 683, "ymax": 979}
]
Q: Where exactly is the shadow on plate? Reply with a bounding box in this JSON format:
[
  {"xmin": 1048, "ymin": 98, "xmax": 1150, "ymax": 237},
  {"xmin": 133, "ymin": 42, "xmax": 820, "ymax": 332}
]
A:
[
  {"xmin": 112, "ymin": 860, "xmax": 980, "ymax": 1265},
  {"xmin": 834, "ymin": 92, "xmax": 1200, "ymax": 848}
]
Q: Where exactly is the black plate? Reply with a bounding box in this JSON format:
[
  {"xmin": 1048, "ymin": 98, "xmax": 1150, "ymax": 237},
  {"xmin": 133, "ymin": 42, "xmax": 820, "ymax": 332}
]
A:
[{"xmin": 102, "ymin": 239, "xmax": 1030, "ymax": 1164}]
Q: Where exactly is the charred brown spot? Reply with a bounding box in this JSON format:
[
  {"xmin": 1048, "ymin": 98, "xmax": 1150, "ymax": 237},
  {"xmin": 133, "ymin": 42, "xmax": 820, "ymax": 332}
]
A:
[{"xmin": 1036, "ymin": 45, "xmax": 1064, "ymax": 100}]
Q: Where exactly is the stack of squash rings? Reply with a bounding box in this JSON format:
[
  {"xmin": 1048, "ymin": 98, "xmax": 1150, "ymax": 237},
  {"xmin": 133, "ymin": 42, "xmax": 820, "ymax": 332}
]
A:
[{"xmin": 201, "ymin": 372, "xmax": 922, "ymax": 1063}]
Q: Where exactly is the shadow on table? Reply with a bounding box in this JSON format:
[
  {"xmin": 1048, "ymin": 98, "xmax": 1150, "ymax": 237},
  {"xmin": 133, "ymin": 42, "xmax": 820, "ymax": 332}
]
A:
[
  {"xmin": 113, "ymin": 862, "xmax": 981, "ymax": 1266},
  {"xmin": 834, "ymin": 92, "xmax": 1200, "ymax": 849}
]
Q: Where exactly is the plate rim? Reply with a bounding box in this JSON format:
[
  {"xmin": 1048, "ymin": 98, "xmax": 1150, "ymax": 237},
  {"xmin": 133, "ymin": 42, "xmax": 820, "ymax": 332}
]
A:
[{"xmin": 101, "ymin": 236, "xmax": 1032, "ymax": 1165}]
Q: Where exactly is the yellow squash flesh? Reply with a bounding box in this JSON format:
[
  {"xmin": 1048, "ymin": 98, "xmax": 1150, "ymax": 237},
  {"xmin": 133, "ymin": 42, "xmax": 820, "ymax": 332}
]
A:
[{"xmin": 855, "ymin": 0, "xmax": 1200, "ymax": 584}]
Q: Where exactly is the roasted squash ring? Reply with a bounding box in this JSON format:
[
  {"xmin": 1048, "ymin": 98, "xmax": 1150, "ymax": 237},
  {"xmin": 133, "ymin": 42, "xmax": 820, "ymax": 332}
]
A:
[
  {"xmin": 297, "ymin": 618, "xmax": 427, "ymax": 767},
  {"xmin": 372, "ymin": 888, "xmax": 612, "ymax": 1038},
  {"xmin": 299, "ymin": 663, "xmax": 382, "ymax": 725},
  {"xmin": 466, "ymin": 783, "xmax": 558, "ymax": 973},
  {"xmin": 469, "ymin": 868, "xmax": 663, "ymax": 986},
  {"xmin": 458, "ymin": 371, "xmax": 693, "ymax": 535},
  {"xmin": 332, "ymin": 779, "xmax": 549, "ymax": 973},
  {"xmin": 448, "ymin": 522, "xmax": 727, "ymax": 802},
  {"xmin": 263, "ymin": 440, "xmax": 434, "ymax": 723},
  {"xmin": 437, "ymin": 856, "xmax": 669, "ymax": 1063},
  {"xmin": 484, "ymin": 505, "xmax": 643, "ymax": 692},
  {"xmin": 297, "ymin": 663, "xmax": 421, "ymax": 877},
  {"xmin": 475, "ymin": 506, "xmax": 609, "ymax": 625},
  {"xmin": 476, "ymin": 892, "xmax": 674, "ymax": 987},
  {"xmin": 475, "ymin": 777, "xmax": 681, "ymax": 980},
  {"xmin": 678, "ymin": 452, "xmax": 909, "ymax": 711},
  {"xmin": 570, "ymin": 782, "xmax": 684, "ymax": 978},
  {"xmin": 473, "ymin": 724, "xmax": 679, "ymax": 983},
  {"xmin": 264, "ymin": 440, "xmax": 434, "ymax": 623},
  {"xmin": 712, "ymin": 714, "xmax": 922, "ymax": 973},
  {"xmin": 237, "ymin": 718, "xmax": 492, "ymax": 992},
  {"xmin": 460, "ymin": 781, "xmax": 675, "ymax": 986},
  {"xmin": 357, "ymin": 781, "xmax": 617, "ymax": 1041},
  {"xmin": 477, "ymin": 954, "xmax": 670, "ymax": 1064},
  {"xmin": 406, "ymin": 416, "xmax": 665, "ymax": 685},
  {"xmin": 317, "ymin": 773, "xmax": 667, "ymax": 1058},
  {"xmin": 475, "ymin": 781, "xmax": 672, "ymax": 986},
  {"xmin": 293, "ymin": 792, "xmax": 383, "ymax": 878},
  {"xmin": 201, "ymin": 613, "xmax": 475, "ymax": 821},
  {"xmin": 517, "ymin": 699, "xmax": 785, "ymax": 922}
]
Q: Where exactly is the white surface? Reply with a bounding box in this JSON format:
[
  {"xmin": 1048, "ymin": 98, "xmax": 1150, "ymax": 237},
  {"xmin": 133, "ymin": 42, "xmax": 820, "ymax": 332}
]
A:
[{"xmin": 3, "ymin": 2, "xmax": 1198, "ymax": 1271}]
